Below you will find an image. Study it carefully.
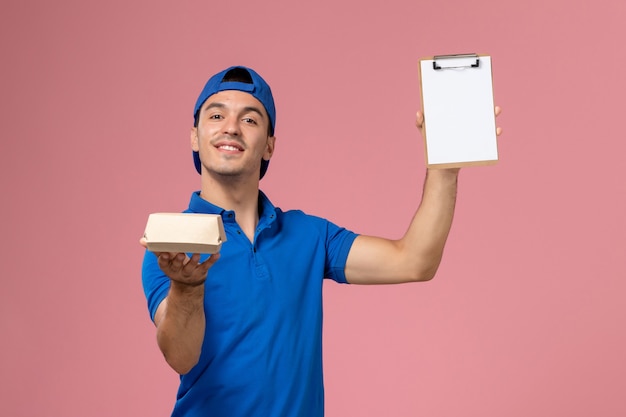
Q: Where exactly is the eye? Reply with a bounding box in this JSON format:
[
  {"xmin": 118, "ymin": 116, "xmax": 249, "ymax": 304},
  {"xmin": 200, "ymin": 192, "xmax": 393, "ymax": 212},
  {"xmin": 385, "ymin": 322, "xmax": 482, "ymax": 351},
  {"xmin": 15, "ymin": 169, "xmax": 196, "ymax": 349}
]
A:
[
  {"xmin": 242, "ymin": 117, "xmax": 257, "ymax": 125},
  {"xmin": 209, "ymin": 114, "xmax": 223, "ymax": 120}
]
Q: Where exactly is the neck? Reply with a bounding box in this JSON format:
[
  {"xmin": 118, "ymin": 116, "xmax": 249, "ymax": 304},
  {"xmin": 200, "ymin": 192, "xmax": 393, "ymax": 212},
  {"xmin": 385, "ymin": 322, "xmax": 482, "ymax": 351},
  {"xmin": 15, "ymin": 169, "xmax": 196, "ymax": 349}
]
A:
[{"xmin": 199, "ymin": 173, "xmax": 260, "ymax": 241}]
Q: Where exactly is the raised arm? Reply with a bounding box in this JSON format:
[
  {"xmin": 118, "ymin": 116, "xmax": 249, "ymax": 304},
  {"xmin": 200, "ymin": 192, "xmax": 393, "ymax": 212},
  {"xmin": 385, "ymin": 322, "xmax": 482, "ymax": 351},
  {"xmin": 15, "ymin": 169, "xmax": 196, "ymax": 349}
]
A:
[
  {"xmin": 344, "ymin": 168, "xmax": 458, "ymax": 284},
  {"xmin": 344, "ymin": 108, "xmax": 501, "ymax": 285}
]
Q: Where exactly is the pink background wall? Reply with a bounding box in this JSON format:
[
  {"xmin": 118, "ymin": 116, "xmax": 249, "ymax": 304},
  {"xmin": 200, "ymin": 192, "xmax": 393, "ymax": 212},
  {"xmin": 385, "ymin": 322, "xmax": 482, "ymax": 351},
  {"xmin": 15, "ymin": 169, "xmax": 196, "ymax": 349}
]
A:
[{"xmin": 2, "ymin": 0, "xmax": 625, "ymax": 416}]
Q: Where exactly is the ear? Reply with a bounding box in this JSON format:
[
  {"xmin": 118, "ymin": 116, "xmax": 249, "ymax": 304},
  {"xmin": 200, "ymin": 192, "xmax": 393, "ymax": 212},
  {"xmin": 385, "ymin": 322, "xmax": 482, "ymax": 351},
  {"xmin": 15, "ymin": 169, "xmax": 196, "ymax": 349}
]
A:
[
  {"xmin": 190, "ymin": 127, "xmax": 199, "ymax": 151},
  {"xmin": 263, "ymin": 135, "xmax": 276, "ymax": 161}
]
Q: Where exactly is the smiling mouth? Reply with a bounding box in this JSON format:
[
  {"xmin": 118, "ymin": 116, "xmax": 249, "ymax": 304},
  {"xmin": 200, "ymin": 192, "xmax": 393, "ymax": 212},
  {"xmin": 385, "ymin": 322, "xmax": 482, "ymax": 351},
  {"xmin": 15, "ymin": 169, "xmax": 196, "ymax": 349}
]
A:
[{"xmin": 217, "ymin": 144, "xmax": 243, "ymax": 152}]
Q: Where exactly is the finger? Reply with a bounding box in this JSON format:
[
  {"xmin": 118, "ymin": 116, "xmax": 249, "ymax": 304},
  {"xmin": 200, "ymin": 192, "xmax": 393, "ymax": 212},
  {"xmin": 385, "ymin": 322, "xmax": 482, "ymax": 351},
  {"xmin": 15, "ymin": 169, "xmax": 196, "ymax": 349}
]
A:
[
  {"xmin": 156, "ymin": 253, "xmax": 169, "ymax": 270},
  {"xmin": 415, "ymin": 111, "xmax": 424, "ymax": 128},
  {"xmin": 188, "ymin": 253, "xmax": 202, "ymax": 264},
  {"xmin": 496, "ymin": 126, "xmax": 502, "ymax": 136},
  {"xmin": 204, "ymin": 252, "xmax": 221, "ymax": 268},
  {"xmin": 161, "ymin": 252, "xmax": 186, "ymax": 273},
  {"xmin": 156, "ymin": 252, "xmax": 181, "ymax": 273},
  {"xmin": 495, "ymin": 106, "xmax": 502, "ymax": 117},
  {"xmin": 139, "ymin": 237, "xmax": 148, "ymax": 248},
  {"xmin": 193, "ymin": 252, "xmax": 220, "ymax": 275},
  {"xmin": 181, "ymin": 253, "xmax": 202, "ymax": 275},
  {"xmin": 179, "ymin": 252, "xmax": 219, "ymax": 275}
]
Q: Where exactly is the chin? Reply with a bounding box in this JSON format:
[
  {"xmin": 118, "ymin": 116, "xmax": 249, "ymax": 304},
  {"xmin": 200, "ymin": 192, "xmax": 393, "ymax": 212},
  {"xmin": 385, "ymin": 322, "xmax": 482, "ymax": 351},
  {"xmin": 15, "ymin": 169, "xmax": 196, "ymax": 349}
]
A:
[{"xmin": 208, "ymin": 167, "xmax": 254, "ymax": 179}]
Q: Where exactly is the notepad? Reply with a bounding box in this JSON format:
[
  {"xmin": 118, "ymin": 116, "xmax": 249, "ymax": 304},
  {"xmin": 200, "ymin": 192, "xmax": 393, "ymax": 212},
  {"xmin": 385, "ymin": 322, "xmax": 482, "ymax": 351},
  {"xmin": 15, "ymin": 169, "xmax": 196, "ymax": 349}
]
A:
[{"xmin": 419, "ymin": 54, "xmax": 498, "ymax": 168}]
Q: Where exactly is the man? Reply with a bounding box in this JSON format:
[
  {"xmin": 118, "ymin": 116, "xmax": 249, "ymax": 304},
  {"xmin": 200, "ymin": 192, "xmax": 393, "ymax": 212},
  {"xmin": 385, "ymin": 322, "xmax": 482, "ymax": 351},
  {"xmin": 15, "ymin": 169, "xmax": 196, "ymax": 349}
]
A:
[{"xmin": 141, "ymin": 65, "xmax": 501, "ymax": 416}]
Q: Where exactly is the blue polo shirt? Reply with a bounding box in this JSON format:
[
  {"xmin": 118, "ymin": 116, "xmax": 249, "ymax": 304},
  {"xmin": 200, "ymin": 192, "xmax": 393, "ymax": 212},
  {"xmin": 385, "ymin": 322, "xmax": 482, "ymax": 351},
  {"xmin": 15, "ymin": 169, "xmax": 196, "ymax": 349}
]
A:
[{"xmin": 142, "ymin": 191, "xmax": 358, "ymax": 417}]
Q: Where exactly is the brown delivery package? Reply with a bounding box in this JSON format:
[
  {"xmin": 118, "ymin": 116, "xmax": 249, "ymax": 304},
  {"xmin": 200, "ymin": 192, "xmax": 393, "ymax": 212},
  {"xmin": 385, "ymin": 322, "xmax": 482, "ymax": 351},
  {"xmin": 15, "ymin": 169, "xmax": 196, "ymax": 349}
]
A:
[{"xmin": 143, "ymin": 213, "xmax": 227, "ymax": 254}]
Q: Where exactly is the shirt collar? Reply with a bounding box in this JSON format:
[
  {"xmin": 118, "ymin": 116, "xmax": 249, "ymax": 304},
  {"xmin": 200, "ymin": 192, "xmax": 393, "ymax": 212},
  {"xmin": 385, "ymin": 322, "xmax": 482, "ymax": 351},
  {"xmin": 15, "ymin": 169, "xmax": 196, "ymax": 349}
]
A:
[
  {"xmin": 188, "ymin": 191, "xmax": 224, "ymax": 215},
  {"xmin": 187, "ymin": 190, "xmax": 277, "ymax": 225}
]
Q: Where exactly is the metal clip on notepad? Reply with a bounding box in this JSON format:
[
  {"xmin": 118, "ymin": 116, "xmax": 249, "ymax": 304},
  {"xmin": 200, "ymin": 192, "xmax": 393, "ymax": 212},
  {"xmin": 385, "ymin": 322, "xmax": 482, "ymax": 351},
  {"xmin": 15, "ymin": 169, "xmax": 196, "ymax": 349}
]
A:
[{"xmin": 433, "ymin": 53, "xmax": 480, "ymax": 70}]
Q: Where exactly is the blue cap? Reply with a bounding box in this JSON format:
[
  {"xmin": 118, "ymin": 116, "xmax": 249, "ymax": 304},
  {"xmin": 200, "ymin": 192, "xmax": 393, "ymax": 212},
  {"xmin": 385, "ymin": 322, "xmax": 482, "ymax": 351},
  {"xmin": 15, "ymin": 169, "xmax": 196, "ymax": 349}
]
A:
[{"xmin": 192, "ymin": 66, "xmax": 276, "ymax": 179}]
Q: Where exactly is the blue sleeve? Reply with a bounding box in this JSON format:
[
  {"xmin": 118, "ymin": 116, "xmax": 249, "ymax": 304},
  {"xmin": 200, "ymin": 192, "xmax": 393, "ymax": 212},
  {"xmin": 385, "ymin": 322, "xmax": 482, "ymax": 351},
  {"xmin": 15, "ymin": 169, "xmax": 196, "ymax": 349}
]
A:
[
  {"xmin": 141, "ymin": 250, "xmax": 171, "ymax": 322},
  {"xmin": 324, "ymin": 221, "xmax": 358, "ymax": 284}
]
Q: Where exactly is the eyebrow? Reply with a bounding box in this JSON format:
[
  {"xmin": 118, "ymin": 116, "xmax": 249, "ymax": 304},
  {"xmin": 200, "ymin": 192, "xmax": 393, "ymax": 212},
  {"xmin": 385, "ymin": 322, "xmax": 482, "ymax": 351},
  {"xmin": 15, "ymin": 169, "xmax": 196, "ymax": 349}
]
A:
[{"xmin": 203, "ymin": 102, "xmax": 266, "ymax": 119}]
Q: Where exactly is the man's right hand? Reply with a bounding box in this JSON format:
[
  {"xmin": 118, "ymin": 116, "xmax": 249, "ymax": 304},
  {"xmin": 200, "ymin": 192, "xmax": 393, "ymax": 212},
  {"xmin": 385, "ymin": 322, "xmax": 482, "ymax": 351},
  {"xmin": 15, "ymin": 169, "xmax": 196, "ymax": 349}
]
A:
[{"xmin": 140, "ymin": 237, "xmax": 220, "ymax": 287}]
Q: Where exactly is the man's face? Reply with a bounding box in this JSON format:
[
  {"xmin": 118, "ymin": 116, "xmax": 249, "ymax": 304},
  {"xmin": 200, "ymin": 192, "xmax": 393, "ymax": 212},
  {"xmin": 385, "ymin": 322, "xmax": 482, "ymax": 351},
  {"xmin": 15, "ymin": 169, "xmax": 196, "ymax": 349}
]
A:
[{"xmin": 191, "ymin": 90, "xmax": 275, "ymax": 179}]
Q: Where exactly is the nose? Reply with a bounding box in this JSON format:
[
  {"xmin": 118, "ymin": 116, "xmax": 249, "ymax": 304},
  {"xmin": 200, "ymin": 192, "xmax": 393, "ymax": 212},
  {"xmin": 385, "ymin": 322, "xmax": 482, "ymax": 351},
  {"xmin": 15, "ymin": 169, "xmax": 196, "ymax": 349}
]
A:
[{"xmin": 223, "ymin": 117, "xmax": 240, "ymax": 136}]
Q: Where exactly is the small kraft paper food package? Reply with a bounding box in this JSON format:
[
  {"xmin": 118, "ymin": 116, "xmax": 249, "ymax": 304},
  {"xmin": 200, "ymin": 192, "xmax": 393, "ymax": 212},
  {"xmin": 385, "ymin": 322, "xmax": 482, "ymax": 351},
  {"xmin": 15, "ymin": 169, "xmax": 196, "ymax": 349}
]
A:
[{"xmin": 143, "ymin": 213, "xmax": 227, "ymax": 254}]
